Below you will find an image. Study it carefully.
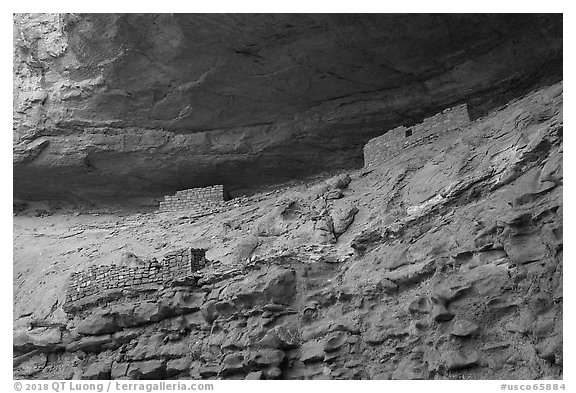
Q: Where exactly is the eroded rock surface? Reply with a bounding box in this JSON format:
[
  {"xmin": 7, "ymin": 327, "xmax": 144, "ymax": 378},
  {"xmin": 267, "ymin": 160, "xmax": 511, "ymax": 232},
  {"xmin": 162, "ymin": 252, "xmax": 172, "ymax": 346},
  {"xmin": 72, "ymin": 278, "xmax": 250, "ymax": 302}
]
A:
[{"xmin": 13, "ymin": 82, "xmax": 562, "ymax": 380}]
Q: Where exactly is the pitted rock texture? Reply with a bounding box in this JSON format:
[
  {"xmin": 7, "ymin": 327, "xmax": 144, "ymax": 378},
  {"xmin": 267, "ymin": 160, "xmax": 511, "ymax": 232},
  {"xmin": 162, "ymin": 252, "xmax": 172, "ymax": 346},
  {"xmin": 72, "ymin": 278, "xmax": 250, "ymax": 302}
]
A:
[
  {"xmin": 13, "ymin": 83, "xmax": 562, "ymax": 380},
  {"xmin": 13, "ymin": 14, "xmax": 562, "ymax": 202}
]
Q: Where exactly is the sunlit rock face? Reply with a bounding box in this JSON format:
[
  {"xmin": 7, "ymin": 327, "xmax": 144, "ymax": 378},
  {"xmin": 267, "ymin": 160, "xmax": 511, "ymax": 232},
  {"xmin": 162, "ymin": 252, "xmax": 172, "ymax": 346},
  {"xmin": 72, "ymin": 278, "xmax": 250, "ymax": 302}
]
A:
[{"xmin": 13, "ymin": 14, "xmax": 562, "ymax": 202}]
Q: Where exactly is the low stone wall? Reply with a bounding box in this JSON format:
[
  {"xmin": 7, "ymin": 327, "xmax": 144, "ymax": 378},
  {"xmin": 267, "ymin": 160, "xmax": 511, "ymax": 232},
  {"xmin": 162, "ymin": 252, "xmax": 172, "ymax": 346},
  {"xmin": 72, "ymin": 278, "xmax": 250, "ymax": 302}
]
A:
[
  {"xmin": 158, "ymin": 185, "xmax": 258, "ymax": 218},
  {"xmin": 64, "ymin": 248, "xmax": 208, "ymax": 313},
  {"xmin": 158, "ymin": 185, "xmax": 225, "ymax": 215},
  {"xmin": 364, "ymin": 104, "xmax": 470, "ymax": 167}
]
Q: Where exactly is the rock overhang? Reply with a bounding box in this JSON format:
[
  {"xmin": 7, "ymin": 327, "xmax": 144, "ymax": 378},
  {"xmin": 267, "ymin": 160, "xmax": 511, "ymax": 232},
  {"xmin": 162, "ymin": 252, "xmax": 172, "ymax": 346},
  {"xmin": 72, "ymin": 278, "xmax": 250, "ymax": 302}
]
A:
[{"xmin": 13, "ymin": 13, "xmax": 563, "ymax": 202}]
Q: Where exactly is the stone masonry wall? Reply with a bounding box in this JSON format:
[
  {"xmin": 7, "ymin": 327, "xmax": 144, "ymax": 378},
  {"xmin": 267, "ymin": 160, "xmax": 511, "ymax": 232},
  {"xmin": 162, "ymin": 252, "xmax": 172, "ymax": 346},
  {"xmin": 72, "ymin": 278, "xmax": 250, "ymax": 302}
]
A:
[
  {"xmin": 158, "ymin": 185, "xmax": 224, "ymax": 215},
  {"xmin": 364, "ymin": 104, "xmax": 470, "ymax": 168},
  {"xmin": 64, "ymin": 248, "xmax": 208, "ymax": 313}
]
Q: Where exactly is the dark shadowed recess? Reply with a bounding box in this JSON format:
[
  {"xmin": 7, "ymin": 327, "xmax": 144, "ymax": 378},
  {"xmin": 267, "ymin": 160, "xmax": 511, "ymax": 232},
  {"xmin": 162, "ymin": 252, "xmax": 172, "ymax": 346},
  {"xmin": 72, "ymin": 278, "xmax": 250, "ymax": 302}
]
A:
[{"xmin": 13, "ymin": 13, "xmax": 562, "ymax": 205}]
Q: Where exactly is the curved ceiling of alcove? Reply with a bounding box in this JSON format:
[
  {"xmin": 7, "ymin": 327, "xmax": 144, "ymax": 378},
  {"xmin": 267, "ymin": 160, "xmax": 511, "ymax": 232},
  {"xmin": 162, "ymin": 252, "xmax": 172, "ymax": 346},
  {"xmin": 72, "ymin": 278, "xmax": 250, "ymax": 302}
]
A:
[{"xmin": 13, "ymin": 13, "xmax": 562, "ymax": 202}]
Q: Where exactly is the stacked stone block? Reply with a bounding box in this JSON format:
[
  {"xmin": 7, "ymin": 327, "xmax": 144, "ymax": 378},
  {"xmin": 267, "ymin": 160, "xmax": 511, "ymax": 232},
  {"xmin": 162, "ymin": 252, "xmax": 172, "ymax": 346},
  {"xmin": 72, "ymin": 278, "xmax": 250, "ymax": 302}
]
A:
[
  {"xmin": 64, "ymin": 247, "xmax": 208, "ymax": 313},
  {"xmin": 158, "ymin": 185, "xmax": 225, "ymax": 216},
  {"xmin": 364, "ymin": 104, "xmax": 470, "ymax": 168}
]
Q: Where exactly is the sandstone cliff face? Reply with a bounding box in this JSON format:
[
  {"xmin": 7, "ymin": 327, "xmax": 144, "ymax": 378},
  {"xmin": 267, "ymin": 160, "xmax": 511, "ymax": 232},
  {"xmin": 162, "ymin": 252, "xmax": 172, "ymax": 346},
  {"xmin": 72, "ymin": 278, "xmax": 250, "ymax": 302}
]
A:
[
  {"xmin": 13, "ymin": 83, "xmax": 563, "ymax": 380},
  {"xmin": 13, "ymin": 14, "xmax": 562, "ymax": 201}
]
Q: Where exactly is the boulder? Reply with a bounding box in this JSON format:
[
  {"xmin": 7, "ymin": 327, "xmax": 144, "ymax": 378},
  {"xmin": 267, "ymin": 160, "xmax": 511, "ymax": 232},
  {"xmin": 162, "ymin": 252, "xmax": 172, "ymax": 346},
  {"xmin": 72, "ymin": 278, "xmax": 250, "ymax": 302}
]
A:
[
  {"xmin": 220, "ymin": 354, "xmax": 245, "ymax": 376},
  {"xmin": 384, "ymin": 259, "xmax": 436, "ymax": 289},
  {"xmin": 113, "ymin": 329, "xmax": 139, "ymax": 344},
  {"xmin": 81, "ymin": 362, "xmax": 111, "ymax": 380},
  {"xmin": 166, "ymin": 357, "xmax": 192, "ymax": 377},
  {"xmin": 451, "ymin": 320, "xmax": 480, "ymax": 337},
  {"xmin": 168, "ymin": 291, "xmax": 204, "ymax": 313},
  {"xmin": 111, "ymin": 362, "xmax": 130, "ymax": 379},
  {"xmin": 199, "ymin": 365, "xmax": 220, "ymax": 378},
  {"xmin": 327, "ymin": 174, "xmax": 352, "ymax": 190},
  {"xmin": 126, "ymin": 360, "xmax": 166, "ymax": 380},
  {"xmin": 127, "ymin": 333, "xmax": 165, "ymax": 360},
  {"xmin": 440, "ymin": 350, "xmax": 479, "ymax": 371},
  {"xmin": 324, "ymin": 333, "xmax": 346, "ymax": 353},
  {"xmin": 331, "ymin": 205, "xmax": 359, "ymax": 237},
  {"xmin": 432, "ymin": 303, "xmax": 455, "ymax": 323},
  {"xmin": 245, "ymin": 371, "xmax": 263, "ymax": 380},
  {"xmin": 200, "ymin": 301, "xmax": 218, "ymax": 324},
  {"xmin": 214, "ymin": 301, "xmax": 237, "ymax": 317},
  {"xmin": 311, "ymin": 184, "xmax": 330, "ymax": 199},
  {"xmin": 112, "ymin": 304, "xmax": 140, "ymax": 328},
  {"xmin": 247, "ymin": 349, "xmax": 285, "ymax": 367},
  {"xmin": 408, "ymin": 297, "xmax": 432, "ymax": 315},
  {"xmin": 324, "ymin": 189, "xmax": 344, "ymax": 200},
  {"xmin": 77, "ymin": 311, "xmax": 118, "ymax": 335},
  {"xmin": 133, "ymin": 301, "xmax": 172, "ymax": 324},
  {"xmin": 313, "ymin": 216, "xmax": 336, "ymax": 244},
  {"xmin": 120, "ymin": 252, "xmax": 145, "ymax": 268},
  {"xmin": 262, "ymin": 366, "xmax": 282, "ymax": 379},
  {"xmin": 300, "ymin": 340, "xmax": 324, "ymax": 363},
  {"xmin": 380, "ymin": 278, "xmax": 399, "ymax": 295},
  {"xmin": 224, "ymin": 267, "xmax": 297, "ymax": 308},
  {"xmin": 159, "ymin": 342, "xmax": 190, "ymax": 358}
]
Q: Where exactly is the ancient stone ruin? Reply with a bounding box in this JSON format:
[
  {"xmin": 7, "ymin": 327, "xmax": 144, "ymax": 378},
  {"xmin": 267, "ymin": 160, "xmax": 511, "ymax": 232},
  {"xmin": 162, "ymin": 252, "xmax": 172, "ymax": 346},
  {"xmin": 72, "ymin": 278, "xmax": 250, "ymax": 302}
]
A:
[
  {"xmin": 64, "ymin": 248, "xmax": 208, "ymax": 313},
  {"xmin": 158, "ymin": 185, "xmax": 224, "ymax": 215},
  {"xmin": 363, "ymin": 104, "xmax": 470, "ymax": 168},
  {"xmin": 12, "ymin": 13, "xmax": 563, "ymax": 381}
]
